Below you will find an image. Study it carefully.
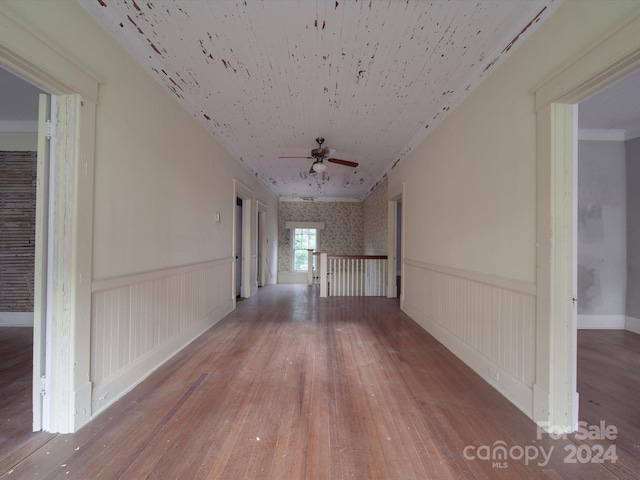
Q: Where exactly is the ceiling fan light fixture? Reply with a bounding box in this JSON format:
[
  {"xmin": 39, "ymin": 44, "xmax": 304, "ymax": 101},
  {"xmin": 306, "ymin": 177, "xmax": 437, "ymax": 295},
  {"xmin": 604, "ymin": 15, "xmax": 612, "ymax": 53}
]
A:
[{"xmin": 312, "ymin": 161, "xmax": 326, "ymax": 173}]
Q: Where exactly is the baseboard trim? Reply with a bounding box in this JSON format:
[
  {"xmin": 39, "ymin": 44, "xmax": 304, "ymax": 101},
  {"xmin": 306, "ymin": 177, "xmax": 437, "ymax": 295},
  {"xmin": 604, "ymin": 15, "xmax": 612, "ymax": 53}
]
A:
[
  {"xmin": 625, "ymin": 316, "xmax": 640, "ymax": 334},
  {"xmin": 403, "ymin": 300, "xmax": 533, "ymax": 419},
  {"xmin": 577, "ymin": 314, "xmax": 626, "ymax": 329},
  {"xmin": 0, "ymin": 312, "xmax": 33, "ymax": 327},
  {"xmin": 73, "ymin": 380, "xmax": 93, "ymax": 432}
]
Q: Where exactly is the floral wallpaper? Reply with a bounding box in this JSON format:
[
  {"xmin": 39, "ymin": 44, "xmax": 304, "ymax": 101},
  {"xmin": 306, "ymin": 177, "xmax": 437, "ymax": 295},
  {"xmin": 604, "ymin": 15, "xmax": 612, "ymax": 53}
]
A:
[
  {"xmin": 363, "ymin": 178, "xmax": 388, "ymax": 255},
  {"xmin": 278, "ymin": 201, "xmax": 363, "ymax": 272},
  {"xmin": 278, "ymin": 182, "xmax": 388, "ymax": 275}
]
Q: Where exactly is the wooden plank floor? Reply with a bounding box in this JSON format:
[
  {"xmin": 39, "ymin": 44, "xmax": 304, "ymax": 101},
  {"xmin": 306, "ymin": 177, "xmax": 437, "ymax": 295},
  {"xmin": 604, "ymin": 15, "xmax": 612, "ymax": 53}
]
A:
[
  {"xmin": 1, "ymin": 285, "xmax": 639, "ymax": 479},
  {"xmin": 0, "ymin": 327, "xmax": 33, "ymax": 459},
  {"xmin": 576, "ymin": 330, "xmax": 640, "ymax": 480},
  {"xmin": 0, "ymin": 327, "xmax": 56, "ymax": 474}
]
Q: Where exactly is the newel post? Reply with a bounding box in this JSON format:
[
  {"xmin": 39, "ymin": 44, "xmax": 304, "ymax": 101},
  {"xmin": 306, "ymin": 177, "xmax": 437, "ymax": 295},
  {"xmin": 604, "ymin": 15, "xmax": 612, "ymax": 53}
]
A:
[{"xmin": 320, "ymin": 252, "xmax": 328, "ymax": 297}]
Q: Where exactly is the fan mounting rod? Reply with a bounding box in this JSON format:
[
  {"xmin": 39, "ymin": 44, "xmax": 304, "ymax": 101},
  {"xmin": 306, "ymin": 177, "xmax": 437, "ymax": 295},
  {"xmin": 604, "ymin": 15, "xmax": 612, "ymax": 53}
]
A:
[{"xmin": 311, "ymin": 137, "xmax": 325, "ymax": 158}]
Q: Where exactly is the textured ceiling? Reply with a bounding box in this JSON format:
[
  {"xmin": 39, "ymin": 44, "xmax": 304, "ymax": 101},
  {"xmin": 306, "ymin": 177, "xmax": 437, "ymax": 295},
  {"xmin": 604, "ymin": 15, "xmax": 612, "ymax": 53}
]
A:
[{"xmin": 80, "ymin": 0, "xmax": 560, "ymax": 200}]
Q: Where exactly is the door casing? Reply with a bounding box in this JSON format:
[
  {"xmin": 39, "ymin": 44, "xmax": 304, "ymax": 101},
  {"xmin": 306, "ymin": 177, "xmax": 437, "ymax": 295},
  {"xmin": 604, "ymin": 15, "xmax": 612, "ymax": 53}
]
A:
[
  {"xmin": 533, "ymin": 10, "xmax": 640, "ymax": 433},
  {"xmin": 0, "ymin": 5, "xmax": 99, "ymax": 433}
]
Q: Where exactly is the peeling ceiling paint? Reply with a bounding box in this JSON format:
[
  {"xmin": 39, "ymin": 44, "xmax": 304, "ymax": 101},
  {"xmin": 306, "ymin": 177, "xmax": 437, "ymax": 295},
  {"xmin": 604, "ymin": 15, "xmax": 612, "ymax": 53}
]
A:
[{"xmin": 80, "ymin": 0, "xmax": 561, "ymax": 200}]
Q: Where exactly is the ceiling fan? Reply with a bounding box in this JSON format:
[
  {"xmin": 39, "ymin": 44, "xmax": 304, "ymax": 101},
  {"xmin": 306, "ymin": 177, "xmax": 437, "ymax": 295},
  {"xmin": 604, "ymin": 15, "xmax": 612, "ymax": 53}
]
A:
[{"xmin": 279, "ymin": 137, "xmax": 359, "ymax": 174}]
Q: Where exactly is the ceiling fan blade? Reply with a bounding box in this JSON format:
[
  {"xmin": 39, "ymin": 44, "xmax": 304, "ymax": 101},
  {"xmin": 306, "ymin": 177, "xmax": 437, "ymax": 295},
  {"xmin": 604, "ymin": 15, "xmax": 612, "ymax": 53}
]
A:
[
  {"xmin": 279, "ymin": 156, "xmax": 313, "ymax": 159},
  {"xmin": 327, "ymin": 157, "xmax": 359, "ymax": 168},
  {"xmin": 320, "ymin": 147, "xmax": 336, "ymax": 156}
]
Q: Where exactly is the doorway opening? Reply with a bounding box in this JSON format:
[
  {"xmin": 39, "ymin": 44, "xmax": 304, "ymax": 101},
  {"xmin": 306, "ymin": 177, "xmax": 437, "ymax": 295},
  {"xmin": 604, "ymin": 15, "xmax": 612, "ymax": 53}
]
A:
[
  {"xmin": 257, "ymin": 203, "xmax": 267, "ymax": 288},
  {"xmin": 235, "ymin": 196, "xmax": 243, "ymax": 299},
  {"xmin": 233, "ymin": 180, "xmax": 254, "ymax": 304},
  {"xmin": 574, "ymin": 67, "xmax": 640, "ymax": 444},
  {"xmin": 534, "ymin": 13, "xmax": 640, "ymax": 434},
  {"xmin": 575, "ymin": 67, "xmax": 640, "ymax": 333},
  {"xmin": 395, "ymin": 201, "xmax": 403, "ymax": 301},
  {"xmin": 387, "ymin": 183, "xmax": 404, "ymax": 305},
  {"xmin": 0, "ymin": 65, "xmax": 48, "ymax": 451}
]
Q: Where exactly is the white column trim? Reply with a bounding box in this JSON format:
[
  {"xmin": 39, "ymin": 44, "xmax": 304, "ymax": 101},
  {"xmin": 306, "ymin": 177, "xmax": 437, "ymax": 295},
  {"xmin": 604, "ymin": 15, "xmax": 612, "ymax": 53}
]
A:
[{"xmin": 0, "ymin": 6, "xmax": 98, "ymax": 433}]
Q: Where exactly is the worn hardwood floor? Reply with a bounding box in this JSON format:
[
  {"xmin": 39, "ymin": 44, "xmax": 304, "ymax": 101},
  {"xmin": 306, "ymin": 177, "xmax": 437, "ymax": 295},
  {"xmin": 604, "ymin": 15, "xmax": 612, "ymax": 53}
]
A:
[
  {"xmin": 0, "ymin": 327, "xmax": 55, "ymax": 473},
  {"xmin": 1, "ymin": 285, "xmax": 639, "ymax": 479},
  {"xmin": 576, "ymin": 330, "xmax": 640, "ymax": 480},
  {"xmin": 0, "ymin": 327, "xmax": 32, "ymax": 458}
]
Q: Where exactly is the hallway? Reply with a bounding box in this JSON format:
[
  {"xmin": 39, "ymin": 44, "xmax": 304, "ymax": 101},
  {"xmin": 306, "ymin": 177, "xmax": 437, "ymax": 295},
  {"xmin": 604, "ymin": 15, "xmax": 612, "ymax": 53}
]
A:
[{"xmin": 1, "ymin": 285, "xmax": 638, "ymax": 479}]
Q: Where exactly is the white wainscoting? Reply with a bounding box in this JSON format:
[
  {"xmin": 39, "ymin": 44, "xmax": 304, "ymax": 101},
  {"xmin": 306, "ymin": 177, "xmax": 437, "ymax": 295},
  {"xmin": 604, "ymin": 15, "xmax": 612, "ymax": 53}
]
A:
[
  {"xmin": 91, "ymin": 258, "xmax": 233, "ymax": 415},
  {"xmin": 402, "ymin": 259, "xmax": 537, "ymax": 417}
]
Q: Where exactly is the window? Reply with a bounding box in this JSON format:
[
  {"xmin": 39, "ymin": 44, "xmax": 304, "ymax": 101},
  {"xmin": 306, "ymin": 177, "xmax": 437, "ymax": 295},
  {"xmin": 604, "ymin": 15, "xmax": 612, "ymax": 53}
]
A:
[
  {"xmin": 285, "ymin": 221, "xmax": 324, "ymax": 273},
  {"xmin": 293, "ymin": 228, "xmax": 317, "ymax": 271}
]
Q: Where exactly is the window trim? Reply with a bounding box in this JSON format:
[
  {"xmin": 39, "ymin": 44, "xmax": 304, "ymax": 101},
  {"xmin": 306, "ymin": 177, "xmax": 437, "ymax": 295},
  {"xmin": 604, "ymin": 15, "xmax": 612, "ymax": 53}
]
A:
[{"xmin": 286, "ymin": 222, "xmax": 324, "ymax": 272}]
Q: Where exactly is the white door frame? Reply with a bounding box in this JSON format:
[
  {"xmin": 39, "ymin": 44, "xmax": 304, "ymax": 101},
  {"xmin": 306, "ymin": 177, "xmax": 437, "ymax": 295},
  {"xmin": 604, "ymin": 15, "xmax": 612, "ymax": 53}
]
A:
[
  {"xmin": 533, "ymin": 11, "xmax": 640, "ymax": 433},
  {"xmin": 0, "ymin": 5, "xmax": 99, "ymax": 433},
  {"xmin": 233, "ymin": 180, "xmax": 254, "ymax": 301},
  {"xmin": 234, "ymin": 196, "xmax": 243, "ymax": 296},
  {"xmin": 387, "ymin": 182, "xmax": 405, "ymax": 303}
]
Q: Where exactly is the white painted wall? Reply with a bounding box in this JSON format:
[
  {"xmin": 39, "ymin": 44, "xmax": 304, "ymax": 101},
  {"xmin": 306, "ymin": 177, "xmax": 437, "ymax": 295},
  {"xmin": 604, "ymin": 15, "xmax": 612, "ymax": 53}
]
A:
[
  {"xmin": 577, "ymin": 140, "xmax": 627, "ymax": 328},
  {"xmin": 626, "ymin": 136, "xmax": 640, "ymax": 334},
  {"xmin": 0, "ymin": 132, "xmax": 37, "ymax": 151},
  {"xmin": 4, "ymin": 0, "xmax": 278, "ymax": 421},
  {"xmin": 389, "ymin": 0, "xmax": 640, "ymax": 420},
  {"xmin": 573, "ymin": 137, "xmax": 640, "ymax": 335}
]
